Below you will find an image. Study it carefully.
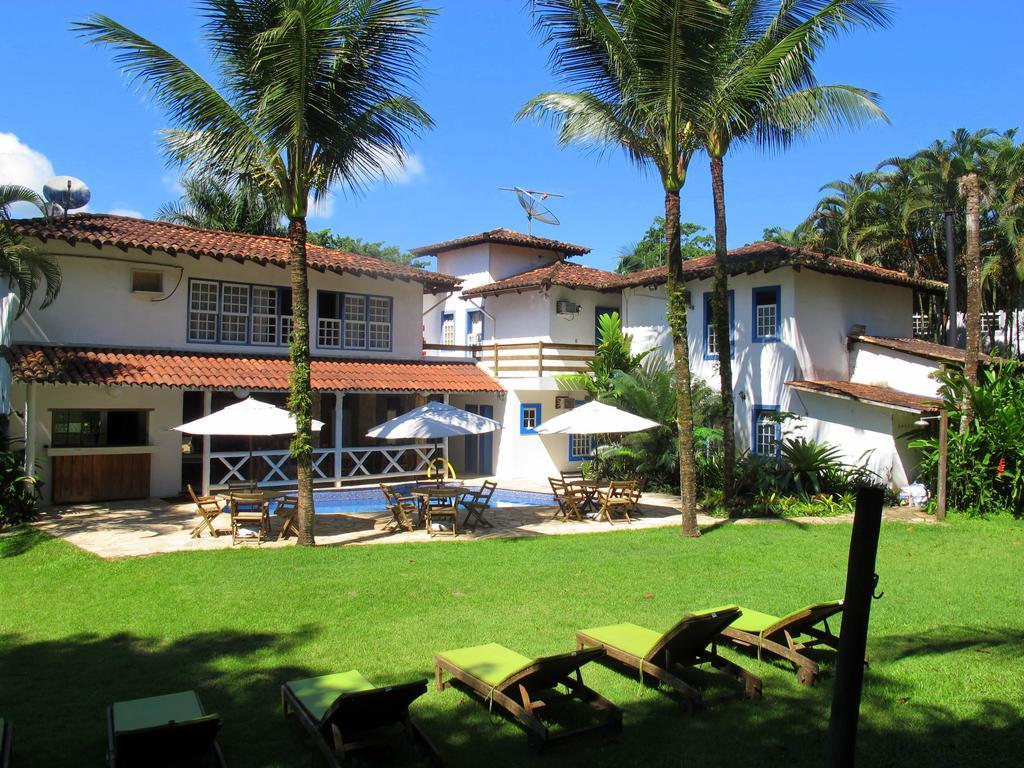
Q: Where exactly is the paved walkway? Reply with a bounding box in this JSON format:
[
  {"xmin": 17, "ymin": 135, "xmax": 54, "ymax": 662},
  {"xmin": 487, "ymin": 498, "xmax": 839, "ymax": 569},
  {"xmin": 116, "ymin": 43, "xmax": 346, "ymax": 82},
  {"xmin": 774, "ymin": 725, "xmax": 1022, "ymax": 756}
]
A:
[{"xmin": 30, "ymin": 483, "xmax": 936, "ymax": 559}]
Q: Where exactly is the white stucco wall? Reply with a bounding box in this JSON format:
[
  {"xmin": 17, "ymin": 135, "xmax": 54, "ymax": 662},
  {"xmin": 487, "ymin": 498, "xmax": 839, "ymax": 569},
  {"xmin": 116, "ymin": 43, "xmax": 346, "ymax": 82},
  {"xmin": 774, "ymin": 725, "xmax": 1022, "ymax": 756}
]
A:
[
  {"xmin": 489, "ymin": 386, "xmax": 589, "ymax": 479},
  {"xmin": 622, "ymin": 286, "xmax": 671, "ymax": 361},
  {"xmin": 0, "ymin": 288, "xmax": 14, "ymax": 416},
  {"xmin": 849, "ymin": 344, "xmax": 942, "ymax": 397},
  {"xmin": 12, "ymin": 239, "xmax": 426, "ymax": 360},
  {"xmin": 786, "ymin": 391, "xmax": 922, "ymax": 489},
  {"xmin": 9, "ymin": 382, "xmax": 185, "ymax": 503}
]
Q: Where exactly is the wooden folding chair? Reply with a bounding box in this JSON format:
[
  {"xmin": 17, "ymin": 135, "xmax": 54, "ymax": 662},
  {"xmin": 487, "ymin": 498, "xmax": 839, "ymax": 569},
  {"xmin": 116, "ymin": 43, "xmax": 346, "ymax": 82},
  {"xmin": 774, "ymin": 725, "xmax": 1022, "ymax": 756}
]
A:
[
  {"xmin": 188, "ymin": 485, "xmax": 223, "ymax": 539},
  {"xmin": 549, "ymin": 478, "xmax": 585, "ymax": 522},
  {"xmin": 595, "ymin": 481, "xmax": 635, "ymax": 523},
  {"xmin": 229, "ymin": 493, "xmax": 267, "ymax": 545},
  {"xmin": 380, "ymin": 484, "xmax": 418, "ymax": 533},
  {"xmin": 460, "ymin": 480, "xmax": 497, "ymax": 529},
  {"xmin": 274, "ymin": 496, "xmax": 300, "ymax": 541},
  {"xmin": 560, "ymin": 470, "xmax": 585, "ymax": 483}
]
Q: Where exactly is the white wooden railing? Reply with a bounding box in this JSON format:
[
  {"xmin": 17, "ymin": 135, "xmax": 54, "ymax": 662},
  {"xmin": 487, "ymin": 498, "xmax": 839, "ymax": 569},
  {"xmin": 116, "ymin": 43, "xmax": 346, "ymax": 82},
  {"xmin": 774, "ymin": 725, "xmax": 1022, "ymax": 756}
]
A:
[
  {"xmin": 422, "ymin": 340, "xmax": 596, "ymax": 378},
  {"xmin": 209, "ymin": 444, "xmax": 440, "ymax": 489}
]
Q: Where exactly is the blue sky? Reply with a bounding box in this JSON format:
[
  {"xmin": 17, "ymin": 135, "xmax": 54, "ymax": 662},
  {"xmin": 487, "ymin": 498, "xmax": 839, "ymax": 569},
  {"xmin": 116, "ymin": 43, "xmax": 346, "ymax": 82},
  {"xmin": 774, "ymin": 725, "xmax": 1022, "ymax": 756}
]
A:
[{"xmin": 3, "ymin": 1, "xmax": 1023, "ymax": 272}]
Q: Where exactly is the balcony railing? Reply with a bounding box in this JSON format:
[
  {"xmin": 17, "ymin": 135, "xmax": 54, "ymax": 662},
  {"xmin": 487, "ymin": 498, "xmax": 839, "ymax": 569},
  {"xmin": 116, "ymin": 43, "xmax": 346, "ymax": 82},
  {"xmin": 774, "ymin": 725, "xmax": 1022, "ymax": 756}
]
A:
[{"xmin": 423, "ymin": 340, "xmax": 596, "ymax": 378}]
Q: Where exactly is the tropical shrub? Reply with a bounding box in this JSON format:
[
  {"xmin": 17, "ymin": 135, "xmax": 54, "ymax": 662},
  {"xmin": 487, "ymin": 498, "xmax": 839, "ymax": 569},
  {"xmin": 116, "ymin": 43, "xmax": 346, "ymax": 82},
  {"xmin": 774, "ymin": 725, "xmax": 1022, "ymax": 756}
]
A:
[
  {"xmin": 910, "ymin": 362, "xmax": 1024, "ymax": 517},
  {"xmin": 0, "ymin": 445, "xmax": 42, "ymax": 527},
  {"xmin": 558, "ymin": 312, "xmax": 650, "ymax": 399}
]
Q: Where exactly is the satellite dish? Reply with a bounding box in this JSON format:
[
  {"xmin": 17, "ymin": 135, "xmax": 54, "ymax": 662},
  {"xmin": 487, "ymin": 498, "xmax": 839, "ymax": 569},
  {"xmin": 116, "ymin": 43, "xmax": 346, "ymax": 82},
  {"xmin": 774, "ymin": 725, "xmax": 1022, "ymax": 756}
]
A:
[
  {"xmin": 499, "ymin": 186, "xmax": 563, "ymax": 234},
  {"xmin": 43, "ymin": 176, "xmax": 91, "ymax": 214}
]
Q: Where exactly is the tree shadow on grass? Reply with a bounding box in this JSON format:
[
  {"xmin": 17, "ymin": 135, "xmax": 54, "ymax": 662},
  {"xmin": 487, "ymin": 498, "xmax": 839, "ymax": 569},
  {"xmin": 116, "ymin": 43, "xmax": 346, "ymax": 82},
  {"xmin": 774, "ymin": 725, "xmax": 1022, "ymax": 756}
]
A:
[
  {"xmin": 0, "ymin": 627, "xmax": 325, "ymax": 767},
  {"xmin": 0, "ymin": 525, "xmax": 47, "ymax": 559}
]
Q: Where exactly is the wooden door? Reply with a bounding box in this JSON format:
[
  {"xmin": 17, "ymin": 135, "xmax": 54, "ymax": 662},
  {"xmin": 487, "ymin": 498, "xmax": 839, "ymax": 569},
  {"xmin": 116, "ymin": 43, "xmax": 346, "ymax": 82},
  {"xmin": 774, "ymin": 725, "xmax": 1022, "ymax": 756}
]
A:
[{"xmin": 51, "ymin": 453, "xmax": 152, "ymax": 504}]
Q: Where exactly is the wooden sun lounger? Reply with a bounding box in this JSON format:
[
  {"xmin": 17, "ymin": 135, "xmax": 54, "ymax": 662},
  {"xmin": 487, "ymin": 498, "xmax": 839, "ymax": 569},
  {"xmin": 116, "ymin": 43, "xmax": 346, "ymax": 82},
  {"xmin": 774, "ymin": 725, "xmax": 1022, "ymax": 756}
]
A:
[
  {"xmin": 720, "ymin": 600, "xmax": 846, "ymax": 686},
  {"xmin": 282, "ymin": 671, "xmax": 440, "ymax": 767},
  {"xmin": 1, "ymin": 718, "xmax": 10, "ymax": 768},
  {"xmin": 107, "ymin": 690, "xmax": 225, "ymax": 767},
  {"xmin": 434, "ymin": 643, "xmax": 621, "ymax": 751},
  {"xmin": 577, "ymin": 606, "xmax": 762, "ymax": 712}
]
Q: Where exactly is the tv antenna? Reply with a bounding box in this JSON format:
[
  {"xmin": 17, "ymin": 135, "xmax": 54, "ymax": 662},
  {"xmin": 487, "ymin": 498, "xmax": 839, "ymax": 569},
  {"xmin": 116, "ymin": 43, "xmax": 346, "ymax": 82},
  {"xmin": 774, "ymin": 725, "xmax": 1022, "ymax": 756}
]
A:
[
  {"xmin": 499, "ymin": 186, "xmax": 563, "ymax": 235},
  {"xmin": 43, "ymin": 176, "xmax": 91, "ymax": 218}
]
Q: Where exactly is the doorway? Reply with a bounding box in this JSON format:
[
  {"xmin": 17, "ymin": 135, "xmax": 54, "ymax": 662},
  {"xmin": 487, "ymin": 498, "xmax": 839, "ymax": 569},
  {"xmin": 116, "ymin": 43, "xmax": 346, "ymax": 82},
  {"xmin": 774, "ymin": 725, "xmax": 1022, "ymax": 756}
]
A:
[{"xmin": 463, "ymin": 403, "xmax": 494, "ymax": 475}]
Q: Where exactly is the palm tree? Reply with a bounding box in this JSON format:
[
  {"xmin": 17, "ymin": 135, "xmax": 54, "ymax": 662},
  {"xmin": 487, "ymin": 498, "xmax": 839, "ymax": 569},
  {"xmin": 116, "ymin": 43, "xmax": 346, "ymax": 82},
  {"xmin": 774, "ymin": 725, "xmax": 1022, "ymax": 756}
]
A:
[
  {"xmin": 695, "ymin": 0, "xmax": 891, "ymax": 505},
  {"xmin": 960, "ymin": 171, "xmax": 982, "ymax": 422},
  {"xmin": 519, "ymin": 0, "xmax": 726, "ymax": 536},
  {"xmin": 156, "ymin": 174, "xmax": 285, "ymax": 236},
  {"xmin": 75, "ymin": 0, "xmax": 435, "ymax": 545},
  {"xmin": 0, "ymin": 185, "xmax": 62, "ymax": 316}
]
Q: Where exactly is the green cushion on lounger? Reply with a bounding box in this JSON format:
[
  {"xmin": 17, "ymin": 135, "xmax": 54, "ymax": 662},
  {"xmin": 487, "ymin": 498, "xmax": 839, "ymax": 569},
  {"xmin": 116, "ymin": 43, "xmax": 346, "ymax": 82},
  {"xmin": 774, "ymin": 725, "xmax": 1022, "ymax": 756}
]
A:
[
  {"xmin": 287, "ymin": 671, "xmax": 376, "ymax": 721},
  {"xmin": 580, "ymin": 623, "xmax": 662, "ymax": 657},
  {"xmin": 112, "ymin": 691, "xmax": 206, "ymax": 733},
  {"xmin": 437, "ymin": 643, "xmax": 533, "ymax": 688},
  {"xmin": 731, "ymin": 601, "xmax": 843, "ymax": 634}
]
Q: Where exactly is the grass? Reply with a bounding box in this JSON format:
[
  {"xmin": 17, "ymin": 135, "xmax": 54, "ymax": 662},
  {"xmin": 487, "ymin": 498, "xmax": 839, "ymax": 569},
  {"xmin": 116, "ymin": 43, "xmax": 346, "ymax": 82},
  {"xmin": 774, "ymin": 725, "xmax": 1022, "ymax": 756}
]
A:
[{"xmin": 1, "ymin": 516, "xmax": 1022, "ymax": 767}]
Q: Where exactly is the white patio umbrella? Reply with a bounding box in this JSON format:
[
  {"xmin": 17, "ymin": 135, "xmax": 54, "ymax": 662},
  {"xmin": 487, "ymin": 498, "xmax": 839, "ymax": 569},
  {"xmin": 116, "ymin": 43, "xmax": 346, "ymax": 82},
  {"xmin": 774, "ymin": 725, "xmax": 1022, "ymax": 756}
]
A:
[
  {"xmin": 366, "ymin": 401, "xmax": 502, "ymax": 439},
  {"xmin": 174, "ymin": 397, "xmax": 323, "ymax": 484},
  {"xmin": 532, "ymin": 400, "xmax": 660, "ymax": 435}
]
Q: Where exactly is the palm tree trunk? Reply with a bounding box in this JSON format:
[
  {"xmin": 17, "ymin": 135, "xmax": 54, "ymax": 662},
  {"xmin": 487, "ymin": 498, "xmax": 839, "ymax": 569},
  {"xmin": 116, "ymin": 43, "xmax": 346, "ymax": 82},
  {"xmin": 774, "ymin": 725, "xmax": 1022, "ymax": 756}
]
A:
[
  {"xmin": 665, "ymin": 189, "xmax": 700, "ymax": 538},
  {"xmin": 960, "ymin": 173, "xmax": 982, "ymax": 432},
  {"xmin": 287, "ymin": 216, "xmax": 316, "ymax": 546},
  {"xmin": 710, "ymin": 155, "xmax": 734, "ymax": 504}
]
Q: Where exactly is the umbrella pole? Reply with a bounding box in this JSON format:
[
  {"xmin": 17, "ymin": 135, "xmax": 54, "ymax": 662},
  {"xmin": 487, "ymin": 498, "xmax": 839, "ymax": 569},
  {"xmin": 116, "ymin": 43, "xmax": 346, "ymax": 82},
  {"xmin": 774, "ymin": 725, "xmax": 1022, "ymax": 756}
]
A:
[{"xmin": 249, "ymin": 436, "xmax": 255, "ymax": 487}]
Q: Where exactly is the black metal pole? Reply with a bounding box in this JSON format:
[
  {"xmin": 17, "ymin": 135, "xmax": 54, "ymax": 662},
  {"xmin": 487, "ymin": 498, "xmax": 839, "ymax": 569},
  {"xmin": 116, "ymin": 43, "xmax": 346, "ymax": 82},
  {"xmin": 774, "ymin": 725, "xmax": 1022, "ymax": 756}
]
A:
[
  {"xmin": 826, "ymin": 486, "xmax": 884, "ymax": 768},
  {"xmin": 944, "ymin": 210, "xmax": 959, "ymax": 347}
]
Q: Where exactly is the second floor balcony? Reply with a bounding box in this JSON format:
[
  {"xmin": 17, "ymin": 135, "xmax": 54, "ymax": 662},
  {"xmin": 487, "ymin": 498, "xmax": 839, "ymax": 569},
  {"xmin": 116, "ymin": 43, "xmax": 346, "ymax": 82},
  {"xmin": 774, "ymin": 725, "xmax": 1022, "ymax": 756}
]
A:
[{"xmin": 423, "ymin": 339, "xmax": 596, "ymax": 379}]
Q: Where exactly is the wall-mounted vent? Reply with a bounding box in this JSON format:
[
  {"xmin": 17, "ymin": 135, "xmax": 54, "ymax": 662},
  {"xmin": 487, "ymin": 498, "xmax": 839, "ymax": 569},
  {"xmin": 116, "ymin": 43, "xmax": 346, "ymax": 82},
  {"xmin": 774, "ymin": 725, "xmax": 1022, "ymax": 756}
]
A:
[
  {"xmin": 554, "ymin": 395, "xmax": 574, "ymax": 409},
  {"xmin": 131, "ymin": 270, "xmax": 164, "ymax": 294},
  {"xmin": 556, "ymin": 299, "xmax": 580, "ymax": 315}
]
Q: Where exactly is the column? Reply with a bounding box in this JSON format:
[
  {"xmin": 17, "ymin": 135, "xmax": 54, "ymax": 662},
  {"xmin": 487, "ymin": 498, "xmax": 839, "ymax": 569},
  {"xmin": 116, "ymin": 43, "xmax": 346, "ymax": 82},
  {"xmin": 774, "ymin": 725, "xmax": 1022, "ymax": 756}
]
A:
[
  {"xmin": 201, "ymin": 389, "xmax": 212, "ymax": 495},
  {"xmin": 23, "ymin": 383, "xmax": 36, "ymax": 476},
  {"xmin": 333, "ymin": 392, "xmax": 345, "ymax": 488},
  {"xmin": 442, "ymin": 393, "xmax": 450, "ymax": 464}
]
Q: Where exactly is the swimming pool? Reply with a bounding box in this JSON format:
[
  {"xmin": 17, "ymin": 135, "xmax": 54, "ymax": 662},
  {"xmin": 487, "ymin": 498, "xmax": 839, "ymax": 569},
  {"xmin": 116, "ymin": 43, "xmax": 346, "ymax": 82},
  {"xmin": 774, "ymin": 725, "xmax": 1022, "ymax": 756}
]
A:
[{"xmin": 309, "ymin": 486, "xmax": 556, "ymax": 515}]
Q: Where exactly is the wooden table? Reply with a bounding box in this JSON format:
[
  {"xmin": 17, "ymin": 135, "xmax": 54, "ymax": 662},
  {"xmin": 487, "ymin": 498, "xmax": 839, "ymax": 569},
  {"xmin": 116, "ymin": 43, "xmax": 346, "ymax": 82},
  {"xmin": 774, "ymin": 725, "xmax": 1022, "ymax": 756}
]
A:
[
  {"xmin": 567, "ymin": 481, "xmax": 603, "ymax": 514},
  {"xmin": 216, "ymin": 491, "xmax": 286, "ymax": 543},
  {"xmin": 412, "ymin": 485, "xmax": 470, "ymax": 536}
]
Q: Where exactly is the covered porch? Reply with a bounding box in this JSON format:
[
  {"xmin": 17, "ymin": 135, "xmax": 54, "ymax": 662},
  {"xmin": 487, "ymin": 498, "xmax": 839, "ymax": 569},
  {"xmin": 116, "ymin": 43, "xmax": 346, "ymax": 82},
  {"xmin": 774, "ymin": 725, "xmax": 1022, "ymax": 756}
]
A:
[{"xmin": 5, "ymin": 344, "xmax": 503, "ymax": 503}]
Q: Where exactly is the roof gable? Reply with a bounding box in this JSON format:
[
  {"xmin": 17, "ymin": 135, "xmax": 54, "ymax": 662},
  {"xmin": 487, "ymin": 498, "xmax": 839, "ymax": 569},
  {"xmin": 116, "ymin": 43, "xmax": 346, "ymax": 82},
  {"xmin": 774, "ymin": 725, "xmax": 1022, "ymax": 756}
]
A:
[
  {"xmin": 411, "ymin": 228, "xmax": 590, "ymax": 258},
  {"xmin": 461, "ymin": 260, "xmax": 623, "ymax": 297}
]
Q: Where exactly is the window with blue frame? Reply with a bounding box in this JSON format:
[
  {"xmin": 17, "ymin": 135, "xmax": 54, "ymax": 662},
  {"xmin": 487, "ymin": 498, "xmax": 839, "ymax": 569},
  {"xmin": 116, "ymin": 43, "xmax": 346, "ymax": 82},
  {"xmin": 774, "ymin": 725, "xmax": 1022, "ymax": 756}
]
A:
[
  {"xmin": 466, "ymin": 310, "xmax": 484, "ymax": 344},
  {"xmin": 316, "ymin": 290, "xmax": 393, "ymax": 351},
  {"xmin": 568, "ymin": 399, "xmax": 595, "ymax": 460},
  {"xmin": 188, "ymin": 278, "xmax": 291, "ymax": 346},
  {"xmin": 703, "ymin": 290, "xmax": 735, "ymax": 359},
  {"xmin": 520, "ymin": 403, "xmax": 541, "ymax": 434},
  {"xmin": 752, "ymin": 286, "xmax": 781, "ymax": 342},
  {"xmin": 752, "ymin": 405, "xmax": 781, "ymax": 456},
  {"xmin": 441, "ymin": 312, "xmax": 455, "ymax": 345}
]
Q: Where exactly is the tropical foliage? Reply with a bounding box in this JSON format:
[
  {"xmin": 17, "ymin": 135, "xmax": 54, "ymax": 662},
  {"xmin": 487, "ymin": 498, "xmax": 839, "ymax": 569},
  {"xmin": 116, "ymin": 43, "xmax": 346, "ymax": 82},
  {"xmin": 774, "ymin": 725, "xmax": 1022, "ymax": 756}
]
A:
[
  {"xmin": 77, "ymin": 0, "xmax": 435, "ymax": 544},
  {"xmin": 557, "ymin": 312, "xmax": 649, "ymax": 400},
  {"xmin": 0, "ymin": 443, "xmax": 42, "ymax": 528},
  {"xmin": 615, "ymin": 217, "xmax": 711, "ymax": 274},
  {"xmin": 156, "ymin": 175, "xmax": 285, "ymax": 236},
  {"xmin": 307, "ymin": 229, "xmax": 428, "ymax": 269},
  {"xmin": 0, "ymin": 185, "xmax": 62, "ymax": 316},
  {"xmin": 910, "ymin": 363, "xmax": 1024, "ymax": 518},
  {"xmin": 767, "ymin": 128, "xmax": 1024, "ymax": 357}
]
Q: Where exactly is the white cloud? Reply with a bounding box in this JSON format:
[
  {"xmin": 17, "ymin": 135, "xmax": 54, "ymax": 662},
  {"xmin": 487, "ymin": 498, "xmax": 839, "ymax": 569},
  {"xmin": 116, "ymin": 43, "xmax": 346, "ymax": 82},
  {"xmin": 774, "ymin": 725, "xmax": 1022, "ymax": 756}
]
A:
[
  {"xmin": 0, "ymin": 132, "xmax": 55, "ymax": 216},
  {"xmin": 161, "ymin": 171, "xmax": 184, "ymax": 195},
  {"xmin": 108, "ymin": 208, "xmax": 144, "ymax": 218},
  {"xmin": 375, "ymin": 149, "xmax": 425, "ymax": 185},
  {"xmin": 307, "ymin": 192, "xmax": 335, "ymax": 220}
]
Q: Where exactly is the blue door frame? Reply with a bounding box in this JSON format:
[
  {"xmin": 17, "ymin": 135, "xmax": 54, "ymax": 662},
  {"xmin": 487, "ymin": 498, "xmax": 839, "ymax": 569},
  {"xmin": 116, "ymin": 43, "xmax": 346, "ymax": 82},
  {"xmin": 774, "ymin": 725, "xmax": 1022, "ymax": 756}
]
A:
[{"xmin": 463, "ymin": 404, "xmax": 494, "ymax": 474}]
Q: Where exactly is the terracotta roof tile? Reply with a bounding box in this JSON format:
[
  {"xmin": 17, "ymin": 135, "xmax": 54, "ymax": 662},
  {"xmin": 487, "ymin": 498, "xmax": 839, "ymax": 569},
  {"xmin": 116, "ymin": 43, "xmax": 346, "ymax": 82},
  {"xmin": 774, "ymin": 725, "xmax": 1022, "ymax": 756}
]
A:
[
  {"xmin": 410, "ymin": 228, "xmax": 590, "ymax": 257},
  {"xmin": 786, "ymin": 379, "xmax": 940, "ymax": 413},
  {"xmin": 12, "ymin": 214, "xmax": 460, "ymax": 293},
  {"xmin": 618, "ymin": 242, "xmax": 946, "ymax": 293},
  {"xmin": 5, "ymin": 345, "xmax": 503, "ymax": 393},
  {"xmin": 462, "ymin": 260, "xmax": 623, "ymax": 297},
  {"xmin": 849, "ymin": 334, "xmax": 992, "ymax": 364}
]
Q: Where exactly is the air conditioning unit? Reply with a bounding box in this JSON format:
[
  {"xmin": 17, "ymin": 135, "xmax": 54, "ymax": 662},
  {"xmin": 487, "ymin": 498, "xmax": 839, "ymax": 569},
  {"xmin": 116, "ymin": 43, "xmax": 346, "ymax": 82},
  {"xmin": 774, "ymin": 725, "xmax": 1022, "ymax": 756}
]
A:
[
  {"xmin": 554, "ymin": 396, "xmax": 575, "ymax": 409},
  {"xmin": 556, "ymin": 299, "xmax": 581, "ymax": 315}
]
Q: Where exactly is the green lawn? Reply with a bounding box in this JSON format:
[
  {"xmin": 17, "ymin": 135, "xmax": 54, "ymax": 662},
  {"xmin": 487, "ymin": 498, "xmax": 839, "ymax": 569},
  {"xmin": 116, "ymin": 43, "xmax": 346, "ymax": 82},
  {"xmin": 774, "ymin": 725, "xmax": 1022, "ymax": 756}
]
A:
[{"xmin": 1, "ymin": 517, "xmax": 1022, "ymax": 767}]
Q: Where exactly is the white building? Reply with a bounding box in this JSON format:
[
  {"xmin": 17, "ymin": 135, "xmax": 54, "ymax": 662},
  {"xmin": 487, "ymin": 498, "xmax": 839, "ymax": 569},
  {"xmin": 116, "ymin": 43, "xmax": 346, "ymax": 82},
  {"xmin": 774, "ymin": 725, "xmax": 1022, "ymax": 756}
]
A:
[
  {"xmin": 0, "ymin": 214, "xmax": 500, "ymax": 504},
  {"xmin": 1, "ymin": 213, "xmax": 956, "ymax": 505}
]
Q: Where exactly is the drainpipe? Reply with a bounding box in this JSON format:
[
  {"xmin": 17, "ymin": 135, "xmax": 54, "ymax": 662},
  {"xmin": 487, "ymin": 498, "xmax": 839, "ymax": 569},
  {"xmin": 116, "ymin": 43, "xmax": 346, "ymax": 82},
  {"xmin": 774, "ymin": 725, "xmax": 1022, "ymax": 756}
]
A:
[{"xmin": 944, "ymin": 209, "xmax": 959, "ymax": 347}]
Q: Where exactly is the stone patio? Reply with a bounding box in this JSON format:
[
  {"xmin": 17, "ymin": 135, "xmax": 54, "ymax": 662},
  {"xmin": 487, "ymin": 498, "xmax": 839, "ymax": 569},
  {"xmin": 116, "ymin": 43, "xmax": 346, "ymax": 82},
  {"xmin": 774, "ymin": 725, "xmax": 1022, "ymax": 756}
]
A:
[{"xmin": 30, "ymin": 483, "xmax": 936, "ymax": 559}]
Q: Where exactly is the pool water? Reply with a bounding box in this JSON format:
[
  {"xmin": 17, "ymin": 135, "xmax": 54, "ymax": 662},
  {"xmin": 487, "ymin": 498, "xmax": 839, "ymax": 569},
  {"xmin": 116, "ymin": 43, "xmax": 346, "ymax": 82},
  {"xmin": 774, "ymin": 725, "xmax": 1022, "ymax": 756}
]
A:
[{"xmin": 310, "ymin": 486, "xmax": 556, "ymax": 515}]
